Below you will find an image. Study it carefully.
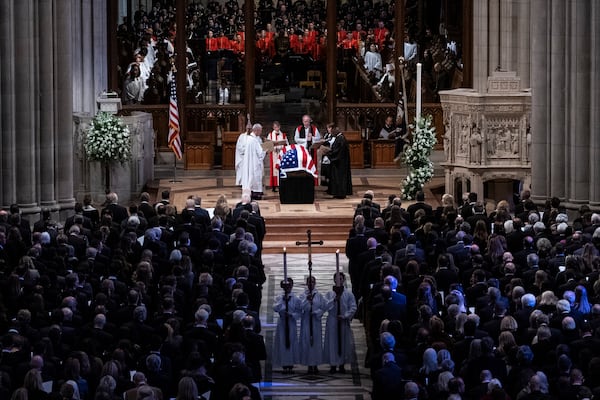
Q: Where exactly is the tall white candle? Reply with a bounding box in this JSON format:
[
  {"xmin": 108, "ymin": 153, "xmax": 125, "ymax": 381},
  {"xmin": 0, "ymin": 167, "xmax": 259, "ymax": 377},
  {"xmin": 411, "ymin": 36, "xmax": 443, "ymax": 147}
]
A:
[
  {"xmin": 283, "ymin": 247, "xmax": 287, "ymax": 282},
  {"xmin": 335, "ymin": 249, "xmax": 340, "ymax": 286},
  {"xmin": 416, "ymin": 62, "xmax": 422, "ymax": 123}
]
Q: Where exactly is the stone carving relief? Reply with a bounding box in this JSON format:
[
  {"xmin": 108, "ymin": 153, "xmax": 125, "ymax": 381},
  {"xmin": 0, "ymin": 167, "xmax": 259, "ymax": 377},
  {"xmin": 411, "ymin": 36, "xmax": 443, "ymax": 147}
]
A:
[
  {"xmin": 484, "ymin": 117, "xmax": 521, "ymax": 158},
  {"xmin": 443, "ymin": 116, "xmax": 451, "ymax": 161},
  {"xmin": 469, "ymin": 124, "xmax": 483, "ymax": 164},
  {"xmin": 457, "ymin": 115, "xmax": 471, "ymax": 156}
]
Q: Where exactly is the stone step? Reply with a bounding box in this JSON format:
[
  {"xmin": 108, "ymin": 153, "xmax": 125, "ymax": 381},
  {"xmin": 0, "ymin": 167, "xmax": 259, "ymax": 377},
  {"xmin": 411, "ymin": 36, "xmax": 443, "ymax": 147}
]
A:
[
  {"xmin": 264, "ymin": 225, "xmax": 349, "ymax": 240},
  {"xmin": 262, "ymin": 239, "xmax": 347, "ymax": 254},
  {"xmin": 263, "ymin": 214, "xmax": 351, "ymax": 254}
]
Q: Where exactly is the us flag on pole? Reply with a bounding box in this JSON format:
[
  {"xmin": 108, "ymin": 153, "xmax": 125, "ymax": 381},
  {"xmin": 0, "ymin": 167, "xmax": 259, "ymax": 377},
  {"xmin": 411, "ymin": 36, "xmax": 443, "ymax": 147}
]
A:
[
  {"xmin": 168, "ymin": 83, "xmax": 183, "ymax": 159},
  {"xmin": 277, "ymin": 144, "xmax": 318, "ymax": 181}
]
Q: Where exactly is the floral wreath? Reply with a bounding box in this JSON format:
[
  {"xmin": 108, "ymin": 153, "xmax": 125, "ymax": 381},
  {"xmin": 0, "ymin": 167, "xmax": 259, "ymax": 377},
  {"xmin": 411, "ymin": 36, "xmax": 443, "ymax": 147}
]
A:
[
  {"xmin": 401, "ymin": 115, "xmax": 437, "ymax": 200},
  {"xmin": 84, "ymin": 112, "xmax": 131, "ymax": 164}
]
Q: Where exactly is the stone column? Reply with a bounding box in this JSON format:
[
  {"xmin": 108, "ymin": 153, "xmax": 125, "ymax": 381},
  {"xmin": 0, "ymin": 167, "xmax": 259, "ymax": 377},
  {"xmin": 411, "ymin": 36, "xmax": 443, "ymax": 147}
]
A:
[
  {"xmin": 499, "ymin": 0, "xmax": 513, "ymax": 70},
  {"xmin": 472, "ymin": 0, "xmax": 489, "ymax": 92},
  {"xmin": 488, "ymin": 0, "xmax": 500, "ymax": 72},
  {"xmin": 591, "ymin": 1, "xmax": 600, "ymax": 206},
  {"xmin": 55, "ymin": 0, "xmax": 75, "ymax": 208},
  {"xmin": 569, "ymin": 0, "xmax": 591, "ymax": 203},
  {"xmin": 517, "ymin": 0, "xmax": 531, "ymax": 88},
  {"xmin": 14, "ymin": 0, "xmax": 37, "ymax": 209},
  {"xmin": 549, "ymin": 0, "xmax": 566, "ymax": 199},
  {"xmin": 72, "ymin": 0, "xmax": 109, "ymax": 114},
  {"xmin": 39, "ymin": 0, "xmax": 57, "ymax": 207},
  {"xmin": 530, "ymin": 0, "xmax": 549, "ymax": 200},
  {"xmin": 0, "ymin": 0, "xmax": 16, "ymax": 207}
]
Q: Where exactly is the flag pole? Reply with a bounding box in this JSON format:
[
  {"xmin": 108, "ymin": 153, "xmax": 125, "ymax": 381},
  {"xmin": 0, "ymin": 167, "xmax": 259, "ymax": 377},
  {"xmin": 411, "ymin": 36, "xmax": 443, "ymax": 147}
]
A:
[{"xmin": 170, "ymin": 153, "xmax": 181, "ymax": 183}]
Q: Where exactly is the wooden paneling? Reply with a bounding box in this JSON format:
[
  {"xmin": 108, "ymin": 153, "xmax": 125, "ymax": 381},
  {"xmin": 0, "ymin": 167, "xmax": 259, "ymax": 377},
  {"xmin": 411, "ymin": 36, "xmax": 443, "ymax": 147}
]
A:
[
  {"xmin": 344, "ymin": 131, "xmax": 364, "ymax": 169},
  {"xmin": 222, "ymin": 131, "xmax": 242, "ymax": 170},
  {"xmin": 184, "ymin": 131, "xmax": 215, "ymax": 170},
  {"xmin": 371, "ymin": 140, "xmax": 397, "ymax": 168}
]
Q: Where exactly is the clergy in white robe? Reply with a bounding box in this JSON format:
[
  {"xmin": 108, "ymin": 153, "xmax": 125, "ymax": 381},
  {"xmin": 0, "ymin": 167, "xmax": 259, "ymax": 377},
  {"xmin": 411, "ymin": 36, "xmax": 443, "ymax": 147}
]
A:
[
  {"xmin": 298, "ymin": 276, "xmax": 326, "ymax": 372},
  {"xmin": 235, "ymin": 125, "xmax": 252, "ymax": 186},
  {"xmin": 239, "ymin": 124, "xmax": 266, "ymax": 196},
  {"xmin": 323, "ymin": 272, "xmax": 357, "ymax": 372},
  {"xmin": 273, "ymin": 278, "xmax": 301, "ymax": 372}
]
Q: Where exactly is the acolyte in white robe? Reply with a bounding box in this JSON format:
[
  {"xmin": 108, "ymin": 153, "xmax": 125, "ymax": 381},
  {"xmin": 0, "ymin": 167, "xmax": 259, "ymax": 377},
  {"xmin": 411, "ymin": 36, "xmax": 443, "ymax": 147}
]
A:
[
  {"xmin": 272, "ymin": 292, "xmax": 302, "ymax": 368},
  {"xmin": 298, "ymin": 289, "xmax": 326, "ymax": 366},
  {"xmin": 323, "ymin": 289, "xmax": 357, "ymax": 367},
  {"xmin": 235, "ymin": 132, "xmax": 249, "ymax": 186},
  {"xmin": 239, "ymin": 133, "xmax": 265, "ymax": 193},
  {"xmin": 364, "ymin": 50, "xmax": 383, "ymax": 79}
]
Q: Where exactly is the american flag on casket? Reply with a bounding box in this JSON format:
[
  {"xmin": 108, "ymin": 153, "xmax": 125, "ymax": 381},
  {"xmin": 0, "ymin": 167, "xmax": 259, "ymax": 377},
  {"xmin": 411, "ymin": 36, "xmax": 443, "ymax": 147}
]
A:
[{"xmin": 277, "ymin": 144, "xmax": 318, "ymax": 183}]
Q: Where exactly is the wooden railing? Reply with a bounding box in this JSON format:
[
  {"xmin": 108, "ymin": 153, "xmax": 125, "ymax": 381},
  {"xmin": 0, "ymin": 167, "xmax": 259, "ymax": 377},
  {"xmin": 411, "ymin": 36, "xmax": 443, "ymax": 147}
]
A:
[{"xmin": 121, "ymin": 102, "xmax": 443, "ymax": 170}]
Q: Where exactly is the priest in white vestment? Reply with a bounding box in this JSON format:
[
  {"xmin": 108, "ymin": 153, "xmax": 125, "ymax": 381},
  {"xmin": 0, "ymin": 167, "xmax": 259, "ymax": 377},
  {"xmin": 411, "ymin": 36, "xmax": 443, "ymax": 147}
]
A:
[
  {"xmin": 239, "ymin": 123, "xmax": 266, "ymax": 199},
  {"xmin": 235, "ymin": 123, "xmax": 252, "ymax": 186}
]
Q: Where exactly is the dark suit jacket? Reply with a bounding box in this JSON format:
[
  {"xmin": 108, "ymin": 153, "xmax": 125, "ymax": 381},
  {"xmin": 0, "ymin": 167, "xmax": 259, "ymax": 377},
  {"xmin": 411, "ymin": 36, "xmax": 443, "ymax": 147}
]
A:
[
  {"xmin": 407, "ymin": 201, "xmax": 433, "ymax": 224},
  {"xmin": 372, "ymin": 362, "xmax": 404, "ymax": 400},
  {"xmin": 241, "ymin": 329, "xmax": 267, "ymax": 381},
  {"xmin": 103, "ymin": 203, "xmax": 129, "ymax": 224}
]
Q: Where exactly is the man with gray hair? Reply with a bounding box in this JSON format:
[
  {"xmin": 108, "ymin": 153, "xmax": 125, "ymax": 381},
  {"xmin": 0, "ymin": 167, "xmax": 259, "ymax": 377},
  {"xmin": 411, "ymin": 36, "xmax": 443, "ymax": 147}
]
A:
[
  {"xmin": 124, "ymin": 371, "xmax": 163, "ymax": 400},
  {"xmin": 239, "ymin": 123, "xmax": 266, "ymax": 200}
]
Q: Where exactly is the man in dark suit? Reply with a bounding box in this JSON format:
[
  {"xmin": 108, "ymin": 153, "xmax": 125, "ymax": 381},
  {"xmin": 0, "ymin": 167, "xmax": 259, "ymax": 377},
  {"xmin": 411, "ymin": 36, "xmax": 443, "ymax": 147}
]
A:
[
  {"xmin": 450, "ymin": 232, "xmax": 475, "ymax": 270},
  {"xmin": 138, "ymin": 192, "xmax": 157, "ymax": 221},
  {"xmin": 206, "ymin": 217, "xmax": 230, "ymax": 252},
  {"xmin": 460, "ymin": 192, "xmax": 479, "ymax": 219},
  {"xmin": 371, "ymin": 217, "xmax": 389, "ymax": 246},
  {"xmin": 394, "ymin": 234, "xmax": 426, "ymax": 266},
  {"xmin": 346, "ymin": 225, "xmax": 370, "ymax": 300},
  {"xmin": 241, "ymin": 315, "xmax": 267, "ymax": 382},
  {"xmin": 182, "ymin": 308, "xmax": 219, "ymax": 363},
  {"xmin": 369, "ymin": 283, "xmax": 407, "ymax": 341},
  {"xmin": 64, "ymin": 202, "xmax": 93, "ymax": 232},
  {"xmin": 234, "ymin": 267, "xmax": 262, "ymax": 313},
  {"xmin": 359, "ymin": 190, "xmax": 381, "ymax": 211},
  {"xmin": 9, "ymin": 204, "xmax": 32, "ymax": 247},
  {"xmin": 79, "ymin": 313, "xmax": 115, "ymax": 358},
  {"xmin": 102, "ymin": 192, "xmax": 129, "ymax": 225},
  {"xmin": 371, "ymin": 352, "xmax": 403, "ymax": 399},
  {"xmin": 466, "ymin": 202, "xmax": 488, "ymax": 232},
  {"xmin": 233, "ymin": 193, "xmax": 253, "ymax": 222},
  {"xmin": 406, "ymin": 191, "xmax": 433, "ymax": 225},
  {"xmin": 192, "ymin": 195, "xmax": 211, "ymax": 228}
]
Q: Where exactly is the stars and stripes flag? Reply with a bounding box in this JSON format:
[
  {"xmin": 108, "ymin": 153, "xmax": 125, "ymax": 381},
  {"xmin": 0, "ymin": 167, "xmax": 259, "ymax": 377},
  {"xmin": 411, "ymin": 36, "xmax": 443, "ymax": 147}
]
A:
[
  {"xmin": 168, "ymin": 83, "xmax": 183, "ymax": 159},
  {"xmin": 277, "ymin": 144, "xmax": 318, "ymax": 182}
]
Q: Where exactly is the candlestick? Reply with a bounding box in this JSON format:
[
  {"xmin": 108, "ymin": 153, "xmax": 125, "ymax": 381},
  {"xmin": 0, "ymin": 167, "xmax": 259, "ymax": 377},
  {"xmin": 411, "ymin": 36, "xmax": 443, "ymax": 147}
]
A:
[
  {"xmin": 335, "ymin": 249, "xmax": 340, "ymax": 286},
  {"xmin": 283, "ymin": 247, "xmax": 287, "ymax": 282},
  {"xmin": 416, "ymin": 62, "xmax": 422, "ymax": 123}
]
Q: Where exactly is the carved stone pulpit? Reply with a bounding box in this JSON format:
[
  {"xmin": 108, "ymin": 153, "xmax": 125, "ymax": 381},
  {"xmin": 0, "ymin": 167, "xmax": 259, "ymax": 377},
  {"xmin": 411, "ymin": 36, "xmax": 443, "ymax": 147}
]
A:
[{"xmin": 439, "ymin": 71, "xmax": 531, "ymax": 204}]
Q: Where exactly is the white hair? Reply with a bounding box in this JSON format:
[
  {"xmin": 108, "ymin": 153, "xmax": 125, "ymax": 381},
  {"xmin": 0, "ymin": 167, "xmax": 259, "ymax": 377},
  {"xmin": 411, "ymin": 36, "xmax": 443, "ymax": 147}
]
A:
[
  {"xmin": 521, "ymin": 293, "xmax": 536, "ymax": 308},
  {"xmin": 504, "ymin": 220, "xmax": 514, "ymax": 234},
  {"xmin": 555, "ymin": 213, "xmax": 568, "ymax": 223}
]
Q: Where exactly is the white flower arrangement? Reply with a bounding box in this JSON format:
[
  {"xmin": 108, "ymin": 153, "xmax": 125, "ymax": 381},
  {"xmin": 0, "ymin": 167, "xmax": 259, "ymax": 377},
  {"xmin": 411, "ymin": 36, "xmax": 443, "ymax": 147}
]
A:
[
  {"xmin": 84, "ymin": 112, "xmax": 131, "ymax": 164},
  {"xmin": 401, "ymin": 115, "xmax": 437, "ymax": 200}
]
